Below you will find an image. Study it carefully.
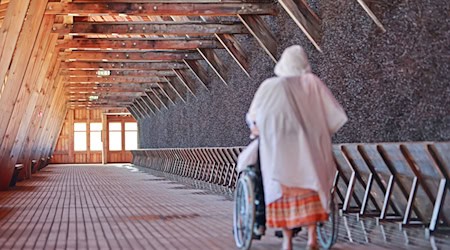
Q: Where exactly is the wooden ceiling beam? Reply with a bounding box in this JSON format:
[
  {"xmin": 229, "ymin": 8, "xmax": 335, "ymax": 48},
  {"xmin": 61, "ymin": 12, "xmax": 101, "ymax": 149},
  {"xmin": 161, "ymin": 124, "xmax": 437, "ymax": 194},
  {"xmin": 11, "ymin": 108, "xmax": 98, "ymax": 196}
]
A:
[
  {"xmin": 66, "ymin": 88, "xmax": 148, "ymax": 93},
  {"xmin": 53, "ymin": 22, "xmax": 248, "ymax": 36},
  {"xmin": 66, "ymin": 83, "xmax": 156, "ymax": 89},
  {"xmin": 215, "ymin": 33, "xmax": 250, "ymax": 77},
  {"xmin": 71, "ymin": 0, "xmax": 272, "ymax": 3},
  {"xmin": 173, "ymin": 69, "xmax": 197, "ymax": 98},
  {"xmin": 57, "ymin": 39, "xmax": 222, "ymax": 50},
  {"xmin": 60, "ymin": 61, "xmax": 186, "ymax": 70},
  {"xmin": 60, "ymin": 51, "xmax": 202, "ymax": 61},
  {"xmin": 197, "ymin": 48, "xmax": 228, "ymax": 85},
  {"xmin": 148, "ymin": 89, "xmax": 168, "ymax": 110},
  {"xmin": 61, "ymin": 69, "xmax": 175, "ymax": 77},
  {"xmin": 127, "ymin": 105, "xmax": 140, "ymax": 119},
  {"xmin": 140, "ymin": 95, "xmax": 158, "ymax": 114},
  {"xmin": 156, "ymin": 82, "xmax": 176, "ymax": 105},
  {"xmin": 278, "ymin": 0, "xmax": 322, "ymax": 52},
  {"xmin": 137, "ymin": 97, "xmax": 156, "ymax": 116},
  {"xmin": 164, "ymin": 76, "xmax": 186, "ymax": 103},
  {"xmin": 238, "ymin": 14, "xmax": 277, "ymax": 62},
  {"xmin": 183, "ymin": 59, "xmax": 209, "ymax": 90},
  {"xmin": 65, "ymin": 76, "xmax": 164, "ymax": 83},
  {"xmin": 68, "ymin": 93, "xmax": 144, "ymax": 99},
  {"xmin": 144, "ymin": 92, "xmax": 163, "ymax": 111},
  {"xmin": 45, "ymin": 3, "xmax": 277, "ymax": 16},
  {"xmin": 154, "ymin": 87, "xmax": 173, "ymax": 108},
  {"xmin": 131, "ymin": 102, "xmax": 146, "ymax": 117}
]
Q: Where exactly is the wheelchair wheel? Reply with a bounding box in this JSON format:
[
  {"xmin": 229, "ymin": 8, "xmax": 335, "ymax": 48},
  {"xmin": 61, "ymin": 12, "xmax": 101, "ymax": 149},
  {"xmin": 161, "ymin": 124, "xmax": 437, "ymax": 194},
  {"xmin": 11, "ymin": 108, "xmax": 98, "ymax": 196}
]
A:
[
  {"xmin": 233, "ymin": 174, "xmax": 256, "ymax": 250},
  {"xmin": 317, "ymin": 188, "xmax": 339, "ymax": 249}
]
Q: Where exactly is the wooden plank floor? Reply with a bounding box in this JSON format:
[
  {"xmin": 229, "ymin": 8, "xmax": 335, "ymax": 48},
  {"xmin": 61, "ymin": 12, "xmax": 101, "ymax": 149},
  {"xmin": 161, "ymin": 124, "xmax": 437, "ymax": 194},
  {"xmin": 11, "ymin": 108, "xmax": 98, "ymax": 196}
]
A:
[{"xmin": 0, "ymin": 164, "xmax": 447, "ymax": 250}]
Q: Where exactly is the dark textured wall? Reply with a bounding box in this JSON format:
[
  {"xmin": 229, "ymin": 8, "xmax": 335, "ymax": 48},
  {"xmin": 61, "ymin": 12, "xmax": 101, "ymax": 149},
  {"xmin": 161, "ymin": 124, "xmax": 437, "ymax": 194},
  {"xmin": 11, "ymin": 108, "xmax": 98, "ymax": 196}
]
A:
[{"xmin": 139, "ymin": 0, "xmax": 450, "ymax": 148}]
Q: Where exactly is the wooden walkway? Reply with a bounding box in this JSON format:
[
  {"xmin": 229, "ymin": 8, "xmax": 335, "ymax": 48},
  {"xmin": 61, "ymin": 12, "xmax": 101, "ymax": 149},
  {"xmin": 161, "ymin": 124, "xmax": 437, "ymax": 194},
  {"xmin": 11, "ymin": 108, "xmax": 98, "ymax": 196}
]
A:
[{"xmin": 0, "ymin": 164, "xmax": 447, "ymax": 249}]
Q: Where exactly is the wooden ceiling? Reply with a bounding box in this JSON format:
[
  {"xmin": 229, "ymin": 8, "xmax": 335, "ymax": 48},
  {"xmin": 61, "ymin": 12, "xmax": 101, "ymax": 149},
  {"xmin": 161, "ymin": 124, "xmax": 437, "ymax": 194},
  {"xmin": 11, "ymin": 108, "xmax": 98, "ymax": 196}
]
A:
[
  {"xmin": 0, "ymin": 0, "xmax": 383, "ymax": 116},
  {"xmin": 46, "ymin": 1, "xmax": 283, "ymax": 115}
]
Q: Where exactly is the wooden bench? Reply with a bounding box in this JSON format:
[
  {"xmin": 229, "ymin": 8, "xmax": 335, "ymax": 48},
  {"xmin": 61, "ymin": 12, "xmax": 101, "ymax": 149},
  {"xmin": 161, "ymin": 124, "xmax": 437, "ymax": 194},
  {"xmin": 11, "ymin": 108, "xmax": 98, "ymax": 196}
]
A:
[{"xmin": 9, "ymin": 164, "xmax": 24, "ymax": 187}]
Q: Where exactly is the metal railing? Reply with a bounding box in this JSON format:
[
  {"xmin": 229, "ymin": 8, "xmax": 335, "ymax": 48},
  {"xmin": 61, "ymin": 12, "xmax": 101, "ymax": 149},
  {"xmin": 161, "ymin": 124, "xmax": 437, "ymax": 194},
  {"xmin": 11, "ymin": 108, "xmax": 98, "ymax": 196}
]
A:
[{"xmin": 132, "ymin": 141, "xmax": 450, "ymax": 232}]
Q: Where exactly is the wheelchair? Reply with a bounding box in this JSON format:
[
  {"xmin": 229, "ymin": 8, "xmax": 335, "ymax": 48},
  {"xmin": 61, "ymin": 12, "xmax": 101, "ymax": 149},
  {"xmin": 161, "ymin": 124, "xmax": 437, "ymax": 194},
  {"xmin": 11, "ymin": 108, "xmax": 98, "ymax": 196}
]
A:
[{"xmin": 233, "ymin": 164, "xmax": 339, "ymax": 250}]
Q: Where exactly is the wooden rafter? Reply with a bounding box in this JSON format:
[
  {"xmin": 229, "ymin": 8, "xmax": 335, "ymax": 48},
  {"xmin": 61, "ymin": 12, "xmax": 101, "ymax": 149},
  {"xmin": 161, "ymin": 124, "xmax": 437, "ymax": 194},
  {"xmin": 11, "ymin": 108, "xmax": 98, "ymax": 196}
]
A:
[
  {"xmin": 65, "ymin": 76, "xmax": 164, "ymax": 83},
  {"xmin": 184, "ymin": 59, "xmax": 209, "ymax": 90},
  {"xmin": 131, "ymin": 102, "xmax": 146, "ymax": 117},
  {"xmin": 164, "ymin": 76, "xmax": 186, "ymax": 103},
  {"xmin": 238, "ymin": 14, "xmax": 277, "ymax": 62},
  {"xmin": 215, "ymin": 33, "xmax": 249, "ymax": 77},
  {"xmin": 141, "ymin": 95, "xmax": 158, "ymax": 114},
  {"xmin": 197, "ymin": 48, "xmax": 228, "ymax": 85},
  {"xmin": 149, "ymin": 88, "xmax": 169, "ymax": 110},
  {"xmin": 356, "ymin": 0, "xmax": 386, "ymax": 32},
  {"xmin": 136, "ymin": 97, "xmax": 154, "ymax": 116},
  {"xmin": 145, "ymin": 91, "xmax": 163, "ymax": 111},
  {"xmin": 60, "ymin": 61, "xmax": 186, "ymax": 70},
  {"xmin": 278, "ymin": 0, "xmax": 322, "ymax": 52},
  {"xmin": 52, "ymin": 22, "xmax": 248, "ymax": 36},
  {"xmin": 157, "ymin": 82, "xmax": 176, "ymax": 105},
  {"xmin": 173, "ymin": 68, "xmax": 197, "ymax": 98},
  {"xmin": 60, "ymin": 51, "xmax": 202, "ymax": 61},
  {"xmin": 45, "ymin": 3, "xmax": 277, "ymax": 16},
  {"xmin": 57, "ymin": 39, "xmax": 222, "ymax": 50},
  {"xmin": 61, "ymin": 69, "xmax": 175, "ymax": 77}
]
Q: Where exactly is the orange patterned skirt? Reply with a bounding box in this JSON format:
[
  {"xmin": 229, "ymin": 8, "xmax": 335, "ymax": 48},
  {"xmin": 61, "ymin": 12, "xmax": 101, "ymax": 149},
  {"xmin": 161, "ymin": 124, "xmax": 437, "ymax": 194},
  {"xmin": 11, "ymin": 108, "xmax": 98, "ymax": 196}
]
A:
[{"xmin": 266, "ymin": 185, "xmax": 328, "ymax": 229}]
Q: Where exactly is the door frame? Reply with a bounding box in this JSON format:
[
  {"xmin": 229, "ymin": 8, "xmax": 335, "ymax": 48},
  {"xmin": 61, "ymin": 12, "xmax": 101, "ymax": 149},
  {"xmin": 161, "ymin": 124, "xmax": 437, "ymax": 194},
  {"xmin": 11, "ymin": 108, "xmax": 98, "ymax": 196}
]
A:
[{"xmin": 101, "ymin": 112, "xmax": 135, "ymax": 164}]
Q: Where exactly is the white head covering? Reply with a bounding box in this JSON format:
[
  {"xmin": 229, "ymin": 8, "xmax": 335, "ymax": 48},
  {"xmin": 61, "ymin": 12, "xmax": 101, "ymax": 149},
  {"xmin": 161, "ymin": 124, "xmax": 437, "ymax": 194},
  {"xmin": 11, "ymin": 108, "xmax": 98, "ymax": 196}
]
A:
[{"xmin": 274, "ymin": 45, "xmax": 312, "ymax": 77}]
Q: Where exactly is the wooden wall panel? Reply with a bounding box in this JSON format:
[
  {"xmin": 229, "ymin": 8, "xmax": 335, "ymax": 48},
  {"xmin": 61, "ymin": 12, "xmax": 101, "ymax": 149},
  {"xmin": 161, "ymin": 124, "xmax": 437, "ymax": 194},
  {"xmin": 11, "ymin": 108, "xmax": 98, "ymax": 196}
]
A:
[
  {"xmin": 52, "ymin": 108, "xmax": 131, "ymax": 164},
  {"xmin": 0, "ymin": 0, "xmax": 52, "ymax": 189}
]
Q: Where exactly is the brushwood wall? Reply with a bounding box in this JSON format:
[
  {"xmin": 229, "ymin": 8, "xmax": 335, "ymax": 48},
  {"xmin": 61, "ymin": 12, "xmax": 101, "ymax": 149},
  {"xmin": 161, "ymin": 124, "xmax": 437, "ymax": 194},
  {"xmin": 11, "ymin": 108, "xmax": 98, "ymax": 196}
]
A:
[{"xmin": 139, "ymin": 0, "xmax": 449, "ymax": 148}]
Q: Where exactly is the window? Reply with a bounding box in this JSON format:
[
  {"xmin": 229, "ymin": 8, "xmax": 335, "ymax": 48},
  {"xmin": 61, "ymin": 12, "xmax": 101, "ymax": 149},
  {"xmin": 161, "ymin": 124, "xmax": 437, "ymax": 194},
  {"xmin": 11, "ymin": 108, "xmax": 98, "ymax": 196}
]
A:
[
  {"xmin": 109, "ymin": 122, "xmax": 122, "ymax": 151},
  {"xmin": 125, "ymin": 122, "xmax": 138, "ymax": 150},
  {"xmin": 90, "ymin": 123, "xmax": 102, "ymax": 151},
  {"xmin": 74, "ymin": 122, "xmax": 87, "ymax": 151}
]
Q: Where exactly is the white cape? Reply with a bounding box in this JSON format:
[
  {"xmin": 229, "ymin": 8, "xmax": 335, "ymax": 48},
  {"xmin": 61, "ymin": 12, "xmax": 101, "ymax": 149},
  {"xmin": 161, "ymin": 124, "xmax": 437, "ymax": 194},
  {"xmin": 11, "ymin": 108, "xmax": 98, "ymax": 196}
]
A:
[{"xmin": 247, "ymin": 46, "xmax": 348, "ymax": 211}]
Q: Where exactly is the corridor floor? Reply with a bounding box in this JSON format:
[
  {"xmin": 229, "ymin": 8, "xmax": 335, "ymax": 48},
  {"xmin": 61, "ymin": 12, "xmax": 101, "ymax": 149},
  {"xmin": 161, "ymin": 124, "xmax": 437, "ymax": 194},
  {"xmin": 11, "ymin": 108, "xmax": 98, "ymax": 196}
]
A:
[{"xmin": 0, "ymin": 164, "xmax": 447, "ymax": 250}]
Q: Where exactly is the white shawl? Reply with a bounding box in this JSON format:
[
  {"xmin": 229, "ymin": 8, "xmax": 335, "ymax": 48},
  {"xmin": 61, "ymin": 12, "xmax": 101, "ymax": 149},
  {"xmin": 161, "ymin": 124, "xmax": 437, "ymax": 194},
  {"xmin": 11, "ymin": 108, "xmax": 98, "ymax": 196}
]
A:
[{"xmin": 247, "ymin": 45, "xmax": 348, "ymax": 211}]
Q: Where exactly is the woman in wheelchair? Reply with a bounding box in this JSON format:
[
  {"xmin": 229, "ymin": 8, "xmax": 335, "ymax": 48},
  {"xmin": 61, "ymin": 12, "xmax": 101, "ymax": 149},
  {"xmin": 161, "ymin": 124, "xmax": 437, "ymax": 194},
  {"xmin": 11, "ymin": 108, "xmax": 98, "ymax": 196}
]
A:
[{"xmin": 245, "ymin": 45, "xmax": 347, "ymax": 250}]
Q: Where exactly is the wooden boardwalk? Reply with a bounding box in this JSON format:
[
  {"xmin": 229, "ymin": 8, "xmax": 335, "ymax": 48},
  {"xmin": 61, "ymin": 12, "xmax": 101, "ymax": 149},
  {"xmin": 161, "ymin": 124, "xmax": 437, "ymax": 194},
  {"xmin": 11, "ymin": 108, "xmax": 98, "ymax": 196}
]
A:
[{"xmin": 0, "ymin": 164, "xmax": 447, "ymax": 249}]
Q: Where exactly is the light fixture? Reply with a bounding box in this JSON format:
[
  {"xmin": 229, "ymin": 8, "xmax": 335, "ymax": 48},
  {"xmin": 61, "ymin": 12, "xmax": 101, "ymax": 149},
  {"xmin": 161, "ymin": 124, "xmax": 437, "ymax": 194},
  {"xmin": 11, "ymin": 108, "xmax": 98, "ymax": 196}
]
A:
[
  {"xmin": 96, "ymin": 70, "xmax": 110, "ymax": 76},
  {"xmin": 89, "ymin": 95, "xmax": 99, "ymax": 101}
]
